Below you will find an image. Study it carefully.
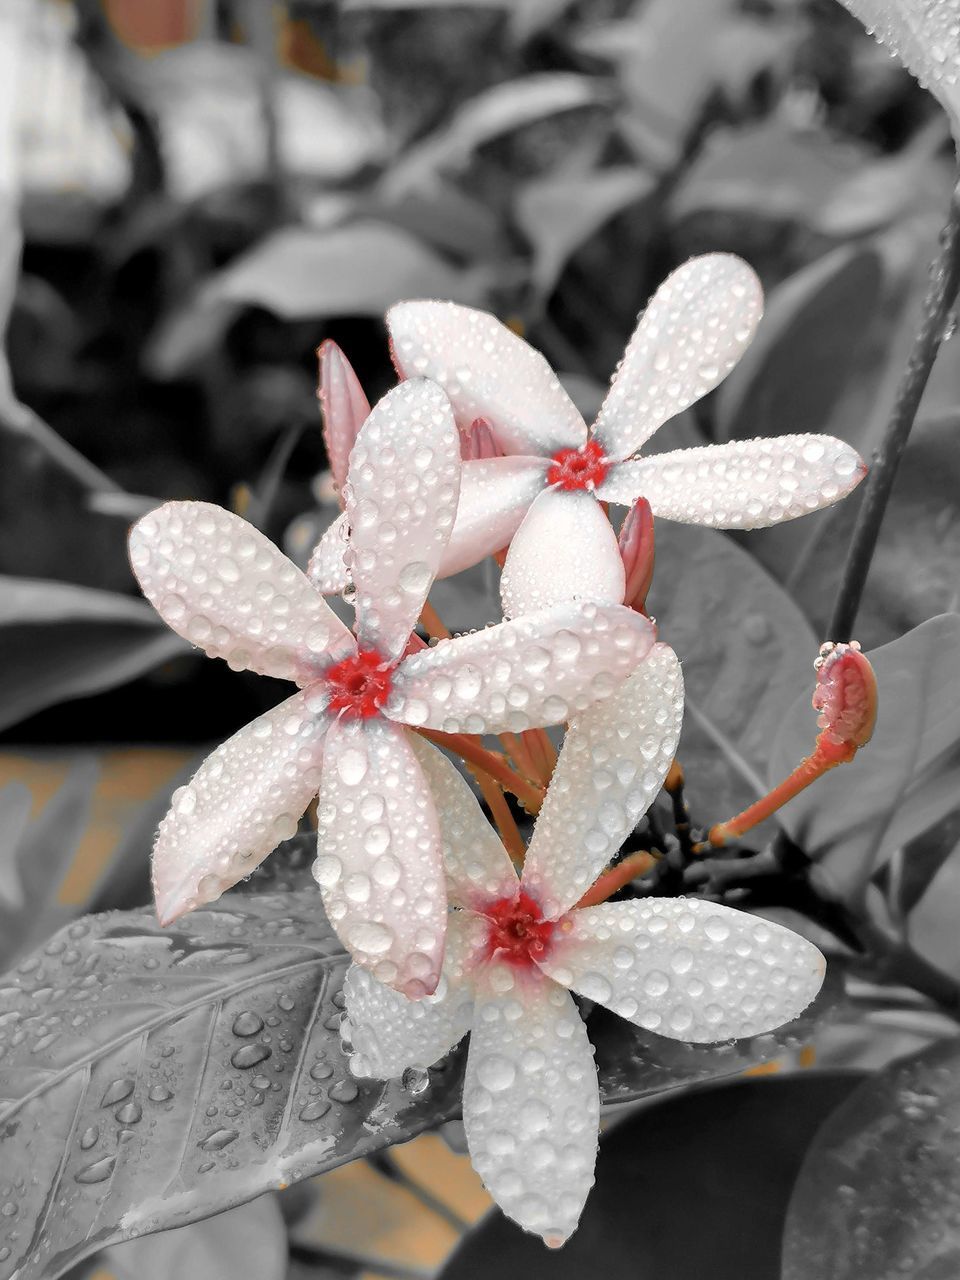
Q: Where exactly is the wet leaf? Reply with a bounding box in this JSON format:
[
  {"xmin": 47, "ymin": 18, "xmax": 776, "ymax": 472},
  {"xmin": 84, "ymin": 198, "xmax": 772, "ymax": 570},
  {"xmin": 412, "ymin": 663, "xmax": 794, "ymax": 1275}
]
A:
[
  {"xmin": 0, "ymin": 578, "xmax": 187, "ymax": 733},
  {"xmin": 646, "ymin": 522, "xmax": 817, "ymax": 826},
  {"xmin": 768, "ymin": 615, "xmax": 960, "ymax": 900},
  {"xmin": 714, "ymin": 245, "xmax": 885, "ymax": 443},
  {"xmin": 782, "ymin": 1040, "xmax": 960, "ymax": 1280},
  {"xmin": 440, "ymin": 1072, "xmax": 864, "ymax": 1279},
  {"xmin": 0, "ymin": 891, "xmax": 466, "ymax": 1280},
  {"xmin": 0, "ymin": 883, "xmax": 838, "ymax": 1279},
  {"xmin": 101, "ymin": 1193, "xmax": 287, "ymax": 1280}
]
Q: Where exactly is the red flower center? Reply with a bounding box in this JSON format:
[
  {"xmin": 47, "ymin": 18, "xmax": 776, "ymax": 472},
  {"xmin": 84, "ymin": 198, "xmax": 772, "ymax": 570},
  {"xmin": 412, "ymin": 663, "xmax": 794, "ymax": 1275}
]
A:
[
  {"xmin": 546, "ymin": 439, "xmax": 610, "ymax": 491},
  {"xmin": 324, "ymin": 648, "xmax": 394, "ymax": 719},
  {"xmin": 483, "ymin": 891, "xmax": 556, "ymax": 969}
]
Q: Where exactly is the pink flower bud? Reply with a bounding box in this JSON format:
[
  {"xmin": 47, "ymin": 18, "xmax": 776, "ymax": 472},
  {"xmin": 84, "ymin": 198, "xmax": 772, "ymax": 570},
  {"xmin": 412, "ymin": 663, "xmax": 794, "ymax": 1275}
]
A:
[
  {"xmin": 317, "ymin": 340, "xmax": 370, "ymax": 502},
  {"xmin": 618, "ymin": 498, "xmax": 655, "ymax": 614},
  {"xmin": 812, "ymin": 641, "xmax": 878, "ymax": 759},
  {"xmin": 459, "ymin": 417, "xmax": 501, "ymax": 461}
]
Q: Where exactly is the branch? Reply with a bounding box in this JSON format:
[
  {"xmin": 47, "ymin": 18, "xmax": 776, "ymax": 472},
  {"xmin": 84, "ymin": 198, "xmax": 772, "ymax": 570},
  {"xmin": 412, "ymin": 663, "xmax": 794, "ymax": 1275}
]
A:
[{"xmin": 829, "ymin": 180, "xmax": 960, "ymax": 640}]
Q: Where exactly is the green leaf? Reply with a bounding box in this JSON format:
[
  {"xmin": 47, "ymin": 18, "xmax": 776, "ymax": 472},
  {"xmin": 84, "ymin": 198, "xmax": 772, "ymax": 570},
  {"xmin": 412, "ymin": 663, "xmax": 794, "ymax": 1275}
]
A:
[
  {"xmin": 782, "ymin": 1040, "xmax": 960, "ymax": 1280},
  {"xmin": 0, "ymin": 577, "xmax": 187, "ymax": 732},
  {"xmin": 101, "ymin": 1194, "xmax": 287, "ymax": 1280},
  {"xmin": 515, "ymin": 166, "xmax": 654, "ymax": 299},
  {"xmin": 645, "ymin": 522, "xmax": 817, "ymax": 826},
  {"xmin": 382, "ymin": 74, "xmax": 606, "ymax": 199},
  {"xmin": 905, "ymin": 819, "xmax": 960, "ymax": 976},
  {"xmin": 768, "ymin": 614, "xmax": 960, "ymax": 900},
  {"xmin": 0, "ymin": 891, "xmax": 465, "ymax": 1280},
  {"xmin": 0, "ymin": 885, "xmax": 837, "ymax": 1279},
  {"xmin": 714, "ymin": 245, "xmax": 885, "ymax": 443},
  {"xmin": 440, "ymin": 1072, "xmax": 864, "ymax": 1279}
]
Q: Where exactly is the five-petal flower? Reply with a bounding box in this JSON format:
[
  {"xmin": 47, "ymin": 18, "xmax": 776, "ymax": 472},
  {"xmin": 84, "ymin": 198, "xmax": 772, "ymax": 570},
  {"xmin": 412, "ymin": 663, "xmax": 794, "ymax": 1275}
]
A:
[
  {"xmin": 341, "ymin": 644, "xmax": 825, "ymax": 1243},
  {"xmin": 129, "ymin": 378, "xmax": 656, "ymax": 997},
  {"xmin": 332, "ymin": 252, "xmax": 864, "ymax": 617}
]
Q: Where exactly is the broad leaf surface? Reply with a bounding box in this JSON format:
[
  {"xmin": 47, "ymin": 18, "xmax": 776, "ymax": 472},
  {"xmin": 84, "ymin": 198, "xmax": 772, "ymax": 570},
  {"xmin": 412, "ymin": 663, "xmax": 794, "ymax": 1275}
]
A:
[
  {"xmin": 782, "ymin": 1040, "xmax": 960, "ymax": 1280},
  {"xmin": 440, "ymin": 1072, "xmax": 865, "ymax": 1279},
  {"xmin": 0, "ymin": 881, "xmax": 837, "ymax": 1278},
  {"xmin": 646, "ymin": 523, "xmax": 816, "ymax": 826},
  {"xmin": 0, "ymin": 578, "xmax": 186, "ymax": 733},
  {"xmin": 768, "ymin": 615, "xmax": 960, "ymax": 900}
]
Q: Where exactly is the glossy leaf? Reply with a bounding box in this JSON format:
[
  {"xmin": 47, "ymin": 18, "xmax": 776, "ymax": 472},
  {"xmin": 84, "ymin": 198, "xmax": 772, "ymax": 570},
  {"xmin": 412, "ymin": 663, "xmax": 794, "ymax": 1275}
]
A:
[
  {"xmin": 646, "ymin": 522, "xmax": 817, "ymax": 824},
  {"xmin": 714, "ymin": 246, "xmax": 884, "ymax": 443},
  {"xmin": 0, "ymin": 883, "xmax": 837, "ymax": 1279},
  {"xmin": 783, "ymin": 1040, "xmax": 960, "ymax": 1280},
  {"xmin": 769, "ymin": 615, "xmax": 960, "ymax": 900},
  {"xmin": 0, "ymin": 891, "xmax": 466, "ymax": 1280},
  {"xmin": 440, "ymin": 1072, "xmax": 864, "ymax": 1279},
  {"xmin": 101, "ymin": 1194, "xmax": 287, "ymax": 1280},
  {"xmin": 906, "ymin": 818, "xmax": 960, "ymax": 976}
]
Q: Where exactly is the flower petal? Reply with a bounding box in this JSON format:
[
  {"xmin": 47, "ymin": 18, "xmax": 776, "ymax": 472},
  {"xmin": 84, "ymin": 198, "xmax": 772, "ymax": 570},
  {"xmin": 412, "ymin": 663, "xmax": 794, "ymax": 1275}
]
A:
[
  {"xmin": 129, "ymin": 501, "xmax": 355, "ymax": 684},
  {"xmin": 346, "ymin": 379, "xmax": 461, "ymax": 662},
  {"xmin": 439, "ymin": 456, "xmax": 549, "ymax": 577},
  {"xmin": 314, "ymin": 715, "xmax": 446, "ymax": 997},
  {"xmin": 319, "ymin": 339, "xmax": 370, "ymax": 496},
  {"xmin": 499, "ymin": 488, "xmax": 625, "ymax": 618},
  {"xmin": 387, "ymin": 601, "xmax": 656, "ymax": 736},
  {"xmin": 409, "ymin": 735, "xmax": 519, "ymax": 911},
  {"xmin": 522, "ymin": 644, "xmax": 683, "ymax": 919},
  {"xmin": 464, "ymin": 964, "xmax": 598, "ymax": 1247},
  {"xmin": 342, "ymin": 911, "xmax": 485, "ymax": 1079},
  {"xmin": 307, "ymin": 511, "xmax": 351, "ymax": 593},
  {"xmin": 310, "ymin": 458, "xmax": 549, "ymax": 594},
  {"xmin": 591, "ymin": 254, "xmax": 763, "ymax": 462},
  {"xmin": 597, "ymin": 435, "xmax": 866, "ymax": 527},
  {"xmin": 152, "ymin": 687, "xmax": 329, "ymax": 926},
  {"xmin": 538, "ymin": 897, "xmax": 825, "ymax": 1042},
  {"xmin": 388, "ymin": 299, "xmax": 587, "ymax": 457}
]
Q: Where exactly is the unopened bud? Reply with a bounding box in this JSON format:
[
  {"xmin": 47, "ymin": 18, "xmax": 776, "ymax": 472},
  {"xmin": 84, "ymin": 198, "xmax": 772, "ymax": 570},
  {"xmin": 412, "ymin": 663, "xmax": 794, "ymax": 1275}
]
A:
[
  {"xmin": 317, "ymin": 340, "xmax": 370, "ymax": 502},
  {"xmin": 618, "ymin": 498, "xmax": 655, "ymax": 614},
  {"xmin": 459, "ymin": 417, "xmax": 501, "ymax": 461},
  {"xmin": 812, "ymin": 641, "xmax": 877, "ymax": 756}
]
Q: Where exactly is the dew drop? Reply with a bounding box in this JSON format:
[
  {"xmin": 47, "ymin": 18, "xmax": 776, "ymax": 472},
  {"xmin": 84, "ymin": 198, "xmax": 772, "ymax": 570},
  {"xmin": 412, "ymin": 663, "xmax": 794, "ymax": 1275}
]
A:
[
  {"xmin": 299, "ymin": 1099, "xmax": 332, "ymax": 1122},
  {"xmin": 199, "ymin": 1129, "xmax": 239, "ymax": 1151},
  {"xmin": 232, "ymin": 1011, "xmax": 265, "ymax": 1037},
  {"xmin": 75, "ymin": 1155, "xmax": 116, "ymax": 1185},
  {"xmin": 231, "ymin": 1043, "xmax": 272, "ymax": 1069}
]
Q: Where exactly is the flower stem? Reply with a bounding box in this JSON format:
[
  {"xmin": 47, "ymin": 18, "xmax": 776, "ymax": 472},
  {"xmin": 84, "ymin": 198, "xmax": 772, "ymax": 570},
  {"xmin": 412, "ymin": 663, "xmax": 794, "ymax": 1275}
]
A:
[
  {"xmin": 576, "ymin": 850, "xmax": 658, "ymax": 908},
  {"xmin": 415, "ymin": 728, "xmax": 545, "ymax": 813},
  {"xmin": 469, "ymin": 768, "xmax": 527, "ymax": 866},
  {"xmin": 419, "ymin": 600, "xmax": 452, "ymax": 641},
  {"xmin": 829, "ymin": 180, "xmax": 960, "ymax": 641}
]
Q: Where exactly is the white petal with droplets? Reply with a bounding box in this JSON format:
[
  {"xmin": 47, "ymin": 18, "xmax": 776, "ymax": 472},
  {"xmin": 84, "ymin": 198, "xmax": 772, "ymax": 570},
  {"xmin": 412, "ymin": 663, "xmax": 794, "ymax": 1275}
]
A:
[
  {"xmin": 129, "ymin": 501, "xmax": 355, "ymax": 683},
  {"xmin": 438, "ymin": 456, "xmax": 549, "ymax": 577},
  {"xmin": 591, "ymin": 254, "xmax": 763, "ymax": 462},
  {"xmin": 522, "ymin": 644, "xmax": 683, "ymax": 919},
  {"xmin": 597, "ymin": 435, "xmax": 866, "ymax": 528},
  {"xmin": 310, "ymin": 457, "xmax": 549, "ymax": 594},
  {"xmin": 463, "ymin": 964, "xmax": 599, "ymax": 1247},
  {"xmin": 539, "ymin": 898, "xmax": 825, "ymax": 1042},
  {"xmin": 499, "ymin": 488, "xmax": 625, "ymax": 617},
  {"xmin": 388, "ymin": 299, "xmax": 587, "ymax": 457},
  {"xmin": 152, "ymin": 686, "xmax": 330, "ymax": 925},
  {"xmin": 346, "ymin": 379, "xmax": 461, "ymax": 661},
  {"xmin": 314, "ymin": 716, "xmax": 446, "ymax": 997},
  {"xmin": 307, "ymin": 511, "xmax": 352, "ymax": 593},
  {"xmin": 386, "ymin": 601, "xmax": 655, "ymax": 737},
  {"xmin": 409, "ymin": 735, "xmax": 519, "ymax": 911},
  {"xmin": 342, "ymin": 911, "xmax": 485, "ymax": 1079}
]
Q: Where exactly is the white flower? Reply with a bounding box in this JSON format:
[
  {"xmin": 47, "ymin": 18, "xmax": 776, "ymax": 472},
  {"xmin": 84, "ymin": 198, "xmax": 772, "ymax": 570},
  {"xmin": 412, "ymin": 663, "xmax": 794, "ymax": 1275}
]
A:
[
  {"xmin": 129, "ymin": 379, "xmax": 656, "ymax": 997},
  {"xmin": 341, "ymin": 645, "xmax": 825, "ymax": 1244},
  {"xmin": 313, "ymin": 253, "xmax": 865, "ymax": 617}
]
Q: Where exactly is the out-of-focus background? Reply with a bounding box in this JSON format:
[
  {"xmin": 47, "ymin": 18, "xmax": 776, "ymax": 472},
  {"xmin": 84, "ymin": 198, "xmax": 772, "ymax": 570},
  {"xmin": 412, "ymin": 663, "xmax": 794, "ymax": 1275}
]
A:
[{"xmin": 2, "ymin": 1, "xmax": 960, "ymax": 1275}]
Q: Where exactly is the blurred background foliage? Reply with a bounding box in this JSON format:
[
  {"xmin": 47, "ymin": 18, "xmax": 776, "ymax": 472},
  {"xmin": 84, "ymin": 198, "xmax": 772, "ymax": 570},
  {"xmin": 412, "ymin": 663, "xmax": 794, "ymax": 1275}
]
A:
[{"xmin": 3, "ymin": 2, "xmax": 960, "ymax": 1275}]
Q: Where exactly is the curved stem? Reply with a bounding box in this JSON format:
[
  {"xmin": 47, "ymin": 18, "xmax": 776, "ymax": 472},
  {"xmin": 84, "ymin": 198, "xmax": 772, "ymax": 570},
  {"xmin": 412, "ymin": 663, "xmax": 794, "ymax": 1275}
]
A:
[
  {"xmin": 829, "ymin": 180, "xmax": 960, "ymax": 640},
  {"xmin": 415, "ymin": 728, "xmax": 545, "ymax": 813}
]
